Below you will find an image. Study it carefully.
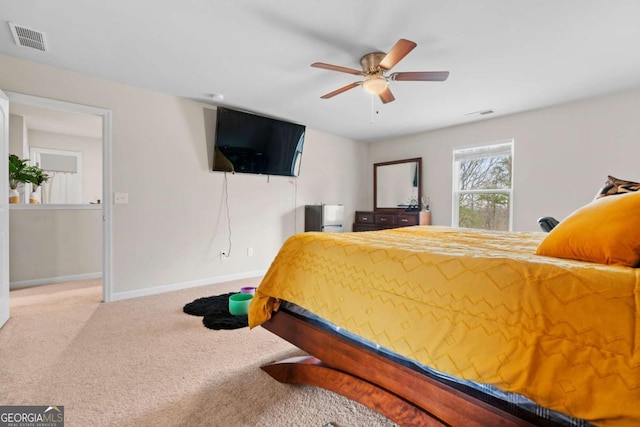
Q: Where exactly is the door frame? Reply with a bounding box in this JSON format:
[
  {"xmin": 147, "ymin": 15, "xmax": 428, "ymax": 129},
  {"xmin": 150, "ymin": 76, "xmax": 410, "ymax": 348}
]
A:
[
  {"xmin": 1, "ymin": 90, "xmax": 9, "ymax": 327},
  {"xmin": 4, "ymin": 91, "xmax": 113, "ymax": 302}
]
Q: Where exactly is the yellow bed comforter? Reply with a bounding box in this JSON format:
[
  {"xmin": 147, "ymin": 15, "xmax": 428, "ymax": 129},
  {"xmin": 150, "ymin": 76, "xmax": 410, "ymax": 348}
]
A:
[{"xmin": 248, "ymin": 226, "xmax": 640, "ymax": 426}]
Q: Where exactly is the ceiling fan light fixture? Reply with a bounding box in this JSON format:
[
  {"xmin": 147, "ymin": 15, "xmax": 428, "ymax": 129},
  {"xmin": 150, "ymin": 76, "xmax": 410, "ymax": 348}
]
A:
[{"xmin": 362, "ymin": 76, "xmax": 388, "ymax": 95}]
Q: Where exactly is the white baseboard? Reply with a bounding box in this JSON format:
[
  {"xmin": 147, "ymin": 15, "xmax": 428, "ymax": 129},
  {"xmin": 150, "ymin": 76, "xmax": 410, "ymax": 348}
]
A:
[
  {"xmin": 10, "ymin": 272, "xmax": 103, "ymax": 289},
  {"xmin": 110, "ymin": 270, "xmax": 267, "ymax": 302}
]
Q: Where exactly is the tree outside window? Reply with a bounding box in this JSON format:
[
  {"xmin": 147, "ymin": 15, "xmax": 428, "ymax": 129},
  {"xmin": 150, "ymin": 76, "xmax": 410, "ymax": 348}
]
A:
[{"xmin": 453, "ymin": 141, "xmax": 513, "ymax": 231}]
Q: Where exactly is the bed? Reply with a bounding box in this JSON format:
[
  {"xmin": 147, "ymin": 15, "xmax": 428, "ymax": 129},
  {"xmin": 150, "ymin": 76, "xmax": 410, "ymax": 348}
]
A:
[{"xmin": 248, "ymin": 225, "xmax": 640, "ymax": 426}]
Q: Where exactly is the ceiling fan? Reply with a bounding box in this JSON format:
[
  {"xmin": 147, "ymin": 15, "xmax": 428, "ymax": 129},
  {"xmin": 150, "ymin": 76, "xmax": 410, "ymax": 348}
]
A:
[{"xmin": 311, "ymin": 39, "xmax": 449, "ymax": 104}]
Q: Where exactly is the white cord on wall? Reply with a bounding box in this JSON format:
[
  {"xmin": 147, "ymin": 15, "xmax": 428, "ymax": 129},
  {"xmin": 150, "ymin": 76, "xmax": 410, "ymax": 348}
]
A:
[{"xmin": 223, "ymin": 171, "xmax": 232, "ymax": 257}]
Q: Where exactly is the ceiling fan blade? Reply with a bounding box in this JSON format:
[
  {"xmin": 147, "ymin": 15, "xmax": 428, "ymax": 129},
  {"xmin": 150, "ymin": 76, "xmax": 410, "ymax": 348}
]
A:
[
  {"xmin": 378, "ymin": 87, "xmax": 395, "ymax": 104},
  {"xmin": 390, "ymin": 71, "xmax": 450, "ymax": 81},
  {"xmin": 379, "ymin": 39, "xmax": 417, "ymax": 70},
  {"xmin": 320, "ymin": 82, "xmax": 361, "ymax": 99},
  {"xmin": 311, "ymin": 62, "xmax": 364, "ymax": 76}
]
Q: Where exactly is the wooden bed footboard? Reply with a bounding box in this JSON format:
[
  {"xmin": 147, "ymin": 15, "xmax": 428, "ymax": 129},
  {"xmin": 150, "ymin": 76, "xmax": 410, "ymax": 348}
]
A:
[
  {"xmin": 260, "ymin": 310, "xmax": 563, "ymax": 427},
  {"xmin": 263, "ymin": 355, "xmax": 446, "ymax": 426}
]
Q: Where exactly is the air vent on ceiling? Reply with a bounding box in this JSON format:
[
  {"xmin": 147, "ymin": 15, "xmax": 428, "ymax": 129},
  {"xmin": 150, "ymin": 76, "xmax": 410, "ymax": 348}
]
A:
[
  {"xmin": 464, "ymin": 109, "xmax": 495, "ymax": 117},
  {"xmin": 8, "ymin": 22, "xmax": 48, "ymax": 52}
]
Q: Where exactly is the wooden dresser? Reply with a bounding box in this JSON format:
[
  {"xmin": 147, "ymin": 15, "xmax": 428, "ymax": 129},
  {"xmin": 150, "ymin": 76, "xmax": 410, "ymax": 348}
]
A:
[{"xmin": 353, "ymin": 211, "xmax": 431, "ymax": 232}]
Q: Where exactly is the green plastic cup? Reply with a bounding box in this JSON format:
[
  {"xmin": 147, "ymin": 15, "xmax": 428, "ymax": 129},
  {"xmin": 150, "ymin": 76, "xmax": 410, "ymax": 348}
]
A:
[{"xmin": 228, "ymin": 293, "xmax": 253, "ymax": 316}]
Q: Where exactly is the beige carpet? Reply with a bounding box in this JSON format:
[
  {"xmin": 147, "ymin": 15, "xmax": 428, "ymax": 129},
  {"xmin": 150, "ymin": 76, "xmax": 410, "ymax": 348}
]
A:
[{"xmin": 0, "ymin": 278, "xmax": 397, "ymax": 427}]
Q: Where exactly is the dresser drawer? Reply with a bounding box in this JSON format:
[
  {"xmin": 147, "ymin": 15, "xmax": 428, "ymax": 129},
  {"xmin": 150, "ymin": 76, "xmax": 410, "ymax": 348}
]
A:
[
  {"xmin": 396, "ymin": 214, "xmax": 419, "ymax": 226},
  {"xmin": 375, "ymin": 214, "xmax": 396, "ymax": 226},
  {"xmin": 353, "ymin": 223, "xmax": 380, "ymax": 232},
  {"xmin": 355, "ymin": 211, "xmax": 375, "ymax": 224}
]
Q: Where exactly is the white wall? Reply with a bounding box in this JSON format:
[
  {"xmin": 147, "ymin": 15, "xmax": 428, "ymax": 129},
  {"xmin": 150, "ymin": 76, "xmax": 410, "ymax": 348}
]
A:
[
  {"xmin": 28, "ymin": 130, "xmax": 103, "ymax": 204},
  {"xmin": 8, "ymin": 114, "xmax": 25, "ymax": 157},
  {"xmin": 8, "ymin": 114, "xmax": 28, "ymax": 203},
  {"xmin": 0, "ymin": 54, "xmax": 365, "ymax": 297},
  {"xmin": 294, "ymin": 129, "xmax": 367, "ymax": 227},
  {"xmin": 367, "ymin": 89, "xmax": 640, "ymax": 231},
  {"xmin": 9, "ymin": 208, "xmax": 102, "ymax": 285}
]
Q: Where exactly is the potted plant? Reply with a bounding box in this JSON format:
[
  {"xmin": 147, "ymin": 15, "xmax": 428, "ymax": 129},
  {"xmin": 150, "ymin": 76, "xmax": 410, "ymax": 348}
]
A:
[
  {"xmin": 8, "ymin": 154, "xmax": 31, "ymax": 203},
  {"xmin": 25, "ymin": 165, "xmax": 49, "ymax": 204}
]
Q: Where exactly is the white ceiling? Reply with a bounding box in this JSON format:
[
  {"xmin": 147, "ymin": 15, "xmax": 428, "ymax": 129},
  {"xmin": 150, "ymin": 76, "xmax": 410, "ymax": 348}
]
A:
[
  {"xmin": 10, "ymin": 103, "xmax": 102, "ymax": 139},
  {"xmin": 1, "ymin": 0, "xmax": 639, "ymax": 142}
]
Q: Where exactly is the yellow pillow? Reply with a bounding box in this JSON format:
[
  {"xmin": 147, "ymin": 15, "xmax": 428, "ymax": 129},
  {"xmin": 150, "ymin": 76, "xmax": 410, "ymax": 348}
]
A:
[{"xmin": 536, "ymin": 192, "xmax": 640, "ymax": 267}]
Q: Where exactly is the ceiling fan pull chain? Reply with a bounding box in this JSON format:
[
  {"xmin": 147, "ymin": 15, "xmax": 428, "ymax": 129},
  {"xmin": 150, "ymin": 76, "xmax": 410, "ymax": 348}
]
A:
[{"xmin": 370, "ymin": 93, "xmax": 375, "ymax": 124}]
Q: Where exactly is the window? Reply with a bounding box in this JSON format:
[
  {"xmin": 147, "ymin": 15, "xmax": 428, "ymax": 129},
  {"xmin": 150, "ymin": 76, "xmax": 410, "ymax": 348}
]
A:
[
  {"xmin": 30, "ymin": 147, "xmax": 84, "ymax": 204},
  {"xmin": 453, "ymin": 140, "xmax": 513, "ymax": 231}
]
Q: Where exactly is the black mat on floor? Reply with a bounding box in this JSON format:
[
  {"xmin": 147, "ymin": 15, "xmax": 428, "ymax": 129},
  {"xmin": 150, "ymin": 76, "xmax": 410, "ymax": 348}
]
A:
[{"xmin": 183, "ymin": 292, "xmax": 248, "ymax": 330}]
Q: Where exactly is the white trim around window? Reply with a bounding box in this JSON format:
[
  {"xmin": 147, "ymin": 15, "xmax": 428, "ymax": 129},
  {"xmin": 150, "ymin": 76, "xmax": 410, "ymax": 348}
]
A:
[{"xmin": 452, "ymin": 139, "xmax": 514, "ymax": 231}]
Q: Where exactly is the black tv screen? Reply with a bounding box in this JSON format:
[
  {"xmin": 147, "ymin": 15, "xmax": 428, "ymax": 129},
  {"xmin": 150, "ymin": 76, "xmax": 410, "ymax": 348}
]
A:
[{"xmin": 213, "ymin": 107, "xmax": 306, "ymax": 177}]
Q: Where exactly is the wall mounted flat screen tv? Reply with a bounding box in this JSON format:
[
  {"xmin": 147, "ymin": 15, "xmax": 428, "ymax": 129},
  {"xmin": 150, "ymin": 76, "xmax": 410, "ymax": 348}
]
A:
[{"xmin": 213, "ymin": 107, "xmax": 306, "ymax": 177}]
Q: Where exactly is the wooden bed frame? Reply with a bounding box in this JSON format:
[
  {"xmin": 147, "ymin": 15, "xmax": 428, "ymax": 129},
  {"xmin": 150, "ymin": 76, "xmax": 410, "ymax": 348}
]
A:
[{"xmin": 261, "ymin": 309, "xmax": 567, "ymax": 427}]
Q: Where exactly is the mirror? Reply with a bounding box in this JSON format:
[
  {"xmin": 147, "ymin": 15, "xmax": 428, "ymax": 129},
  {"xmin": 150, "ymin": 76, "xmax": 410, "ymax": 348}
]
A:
[{"xmin": 374, "ymin": 157, "xmax": 422, "ymax": 211}]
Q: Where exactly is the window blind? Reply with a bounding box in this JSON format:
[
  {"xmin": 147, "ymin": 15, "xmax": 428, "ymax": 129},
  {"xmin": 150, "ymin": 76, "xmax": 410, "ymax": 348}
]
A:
[
  {"xmin": 453, "ymin": 142, "xmax": 513, "ymax": 162},
  {"xmin": 39, "ymin": 153, "xmax": 78, "ymax": 173}
]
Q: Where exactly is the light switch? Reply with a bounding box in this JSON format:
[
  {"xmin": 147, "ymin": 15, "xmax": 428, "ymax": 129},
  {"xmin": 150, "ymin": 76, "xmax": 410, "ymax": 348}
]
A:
[{"xmin": 114, "ymin": 192, "xmax": 129, "ymax": 204}]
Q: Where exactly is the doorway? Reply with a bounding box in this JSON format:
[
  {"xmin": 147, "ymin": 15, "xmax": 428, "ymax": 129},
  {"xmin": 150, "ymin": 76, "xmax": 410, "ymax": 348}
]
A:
[{"xmin": 4, "ymin": 91, "xmax": 112, "ymax": 302}]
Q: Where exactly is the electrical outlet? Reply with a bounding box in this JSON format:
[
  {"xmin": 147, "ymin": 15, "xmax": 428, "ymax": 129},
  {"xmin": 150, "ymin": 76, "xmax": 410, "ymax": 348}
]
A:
[{"xmin": 247, "ymin": 248, "xmax": 253, "ymax": 257}]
